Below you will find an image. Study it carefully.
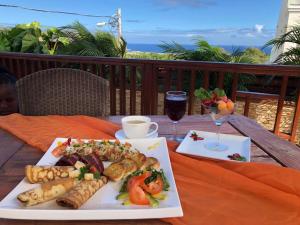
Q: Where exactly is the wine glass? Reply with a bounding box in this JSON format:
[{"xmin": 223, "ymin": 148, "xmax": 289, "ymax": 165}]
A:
[
  {"xmin": 202, "ymin": 103, "xmax": 233, "ymax": 151},
  {"xmin": 165, "ymin": 91, "xmax": 187, "ymax": 142}
]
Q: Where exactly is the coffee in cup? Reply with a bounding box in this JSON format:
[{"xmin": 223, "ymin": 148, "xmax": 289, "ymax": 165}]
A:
[{"xmin": 122, "ymin": 116, "xmax": 158, "ymax": 139}]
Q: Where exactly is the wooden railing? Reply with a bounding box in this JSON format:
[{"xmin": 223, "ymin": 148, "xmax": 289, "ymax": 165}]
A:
[{"xmin": 0, "ymin": 52, "xmax": 299, "ymax": 143}]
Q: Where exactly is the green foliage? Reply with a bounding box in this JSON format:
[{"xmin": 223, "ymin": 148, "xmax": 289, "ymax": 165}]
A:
[
  {"xmin": 7, "ymin": 22, "xmax": 47, "ymax": 53},
  {"xmin": 243, "ymin": 48, "xmax": 269, "ymax": 64},
  {"xmin": 0, "ymin": 30, "xmax": 10, "ymax": 51},
  {"xmin": 159, "ymin": 40, "xmax": 229, "ymax": 61},
  {"xmin": 160, "ymin": 39, "xmax": 268, "ymax": 64},
  {"xmin": 0, "ymin": 21, "xmax": 126, "ymax": 57},
  {"xmin": 57, "ymin": 21, "xmax": 124, "ymax": 57},
  {"xmin": 160, "ymin": 39, "xmax": 258, "ymax": 94},
  {"xmin": 264, "ymin": 25, "xmax": 300, "ymax": 65},
  {"xmin": 125, "ymin": 51, "xmax": 174, "ymax": 60}
]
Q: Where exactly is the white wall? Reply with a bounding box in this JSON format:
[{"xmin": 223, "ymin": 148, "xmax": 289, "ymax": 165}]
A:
[{"xmin": 270, "ymin": 0, "xmax": 300, "ymax": 62}]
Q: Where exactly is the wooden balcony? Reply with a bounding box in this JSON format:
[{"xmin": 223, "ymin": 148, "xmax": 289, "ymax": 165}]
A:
[{"xmin": 0, "ymin": 52, "xmax": 299, "ymax": 143}]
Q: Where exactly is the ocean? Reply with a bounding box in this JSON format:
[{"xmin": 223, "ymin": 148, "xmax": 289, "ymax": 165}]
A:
[{"xmin": 127, "ymin": 43, "xmax": 272, "ymax": 55}]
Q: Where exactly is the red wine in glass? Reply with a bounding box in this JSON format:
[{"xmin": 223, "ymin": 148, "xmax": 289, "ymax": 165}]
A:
[{"xmin": 165, "ymin": 91, "xmax": 187, "ymax": 141}]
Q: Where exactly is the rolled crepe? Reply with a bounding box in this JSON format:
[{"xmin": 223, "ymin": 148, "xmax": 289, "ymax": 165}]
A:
[
  {"xmin": 17, "ymin": 178, "xmax": 78, "ymax": 206},
  {"xmin": 25, "ymin": 165, "xmax": 75, "ymax": 183},
  {"xmin": 56, "ymin": 176, "xmax": 108, "ymax": 209}
]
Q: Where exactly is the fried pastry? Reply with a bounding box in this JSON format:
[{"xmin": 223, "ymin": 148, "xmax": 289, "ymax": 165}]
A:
[
  {"xmin": 56, "ymin": 176, "xmax": 108, "ymax": 209},
  {"xmin": 25, "ymin": 165, "xmax": 75, "ymax": 183},
  {"xmin": 17, "ymin": 178, "xmax": 78, "ymax": 206}
]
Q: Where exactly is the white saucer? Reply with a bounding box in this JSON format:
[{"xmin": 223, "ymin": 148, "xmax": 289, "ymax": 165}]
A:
[{"xmin": 115, "ymin": 129, "xmax": 159, "ymax": 140}]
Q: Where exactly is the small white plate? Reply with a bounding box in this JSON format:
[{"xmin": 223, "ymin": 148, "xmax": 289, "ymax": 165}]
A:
[
  {"xmin": 115, "ymin": 129, "xmax": 158, "ymax": 140},
  {"xmin": 176, "ymin": 130, "xmax": 251, "ymax": 162}
]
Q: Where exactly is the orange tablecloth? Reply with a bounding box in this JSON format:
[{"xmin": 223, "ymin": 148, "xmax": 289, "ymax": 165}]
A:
[{"xmin": 1, "ymin": 114, "xmax": 300, "ymax": 225}]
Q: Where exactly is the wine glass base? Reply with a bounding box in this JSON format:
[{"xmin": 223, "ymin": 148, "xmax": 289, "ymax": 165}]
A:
[
  {"xmin": 167, "ymin": 136, "xmax": 184, "ymax": 143},
  {"xmin": 204, "ymin": 142, "xmax": 228, "ymax": 151}
]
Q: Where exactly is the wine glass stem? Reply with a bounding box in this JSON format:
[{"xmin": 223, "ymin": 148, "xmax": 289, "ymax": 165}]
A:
[
  {"xmin": 173, "ymin": 121, "xmax": 178, "ymax": 140},
  {"xmin": 217, "ymin": 124, "xmax": 221, "ymax": 148}
]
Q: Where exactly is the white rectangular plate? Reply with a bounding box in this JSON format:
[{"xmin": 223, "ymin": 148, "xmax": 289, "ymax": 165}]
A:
[
  {"xmin": 0, "ymin": 137, "xmax": 183, "ymax": 220},
  {"xmin": 176, "ymin": 130, "xmax": 251, "ymax": 162}
]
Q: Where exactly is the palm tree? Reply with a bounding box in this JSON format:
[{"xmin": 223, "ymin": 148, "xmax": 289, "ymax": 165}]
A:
[
  {"xmin": 159, "ymin": 39, "xmax": 257, "ymax": 94},
  {"xmin": 264, "ymin": 25, "xmax": 300, "ymax": 65},
  {"xmin": 159, "ymin": 39, "xmax": 228, "ymax": 62},
  {"xmin": 58, "ymin": 21, "xmax": 127, "ymax": 57}
]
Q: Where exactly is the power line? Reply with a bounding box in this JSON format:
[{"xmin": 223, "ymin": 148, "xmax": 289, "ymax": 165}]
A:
[{"xmin": 0, "ymin": 4, "xmax": 112, "ymax": 18}]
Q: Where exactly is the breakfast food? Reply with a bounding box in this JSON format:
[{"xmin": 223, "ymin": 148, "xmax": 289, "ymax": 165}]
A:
[
  {"xmin": 194, "ymin": 87, "xmax": 235, "ymax": 115},
  {"xmin": 52, "ymin": 139, "xmax": 140, "ymax": 163},
  {"xmin": 55, "ymin": 153, "xmax": 104, "ymax": 174},
  {"xmin": 143, "ymin": 157, "xmax": 160, "ymax": 170},
  {"xmin": 103, "ymin": 156, "xmax": 160, "ymax": 181},
  {"xmin": 117, "ymin": 169, "xmax": 169, "ymax": 207},
  {"xmin": 25, "ymin": 165, "xmax": 75, "ymax": 183},
  {"xmin": 17, "ymin": 178, "xmax": 78, "ymax": 206},
  {"xmin": 17, "ymin": 139, "xmax": 168, "ymax": 210},
  {"xmin": 56, "ymin": 176, "xmax": 108, "ymax": 209},
  {"xmin": 103, "ymin": 162, "xmax": 125, "ymax": 181}
]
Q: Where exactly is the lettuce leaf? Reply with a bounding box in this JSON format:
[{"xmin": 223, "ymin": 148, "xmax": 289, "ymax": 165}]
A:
[
  {"xmin": 194, "ymin": 88, "xmax": 212, "ymax": 100},
  {"xmin": 213, "ymin": 88, "xmax": 226, "ymax": 97}
]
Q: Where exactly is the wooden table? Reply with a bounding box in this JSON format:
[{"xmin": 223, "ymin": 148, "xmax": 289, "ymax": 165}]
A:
[{"xmin": 0, "ymin": 114, "xmax": 299, "ymax": 225}]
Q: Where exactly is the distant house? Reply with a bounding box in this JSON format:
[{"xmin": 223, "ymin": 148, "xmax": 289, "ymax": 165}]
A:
[{"xmin": 270, "ymin": 0, "xmax": 300, "ymax": 62}]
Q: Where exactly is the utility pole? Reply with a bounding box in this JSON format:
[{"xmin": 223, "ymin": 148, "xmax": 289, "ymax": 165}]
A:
[
  {"xmin": 96, "ymin": 8, "xmax": 122, "ymax": 39},
  {"xmin": 116, "ymin": 8, "xmax": 122, "ymax": 38}
]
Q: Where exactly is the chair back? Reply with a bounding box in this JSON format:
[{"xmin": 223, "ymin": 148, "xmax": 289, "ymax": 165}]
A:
[{"xmin": 17, "ymin": 68, "xmax": 109, "ymax": 116}]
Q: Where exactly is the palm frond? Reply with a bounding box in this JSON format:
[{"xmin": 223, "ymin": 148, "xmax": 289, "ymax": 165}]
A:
[
  {"xmin": 263, "ymin": 25, "xmax": 300, "ymax": 50},
  {"xmin": 159, "ymin": 41, "xmax": 190, "ymax": 59},
  {"xmin": 274, "ymin": 47, "xmax": 300, "ymax": 65},
  {"xmin": 60, "ymin": 21, "xmax": 95, "ymax": 42}
]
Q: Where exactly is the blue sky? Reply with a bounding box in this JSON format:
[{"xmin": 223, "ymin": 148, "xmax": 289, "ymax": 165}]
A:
[{"xmin": 0, "ymin": 0, "xmax": 282, "ymax": 46}]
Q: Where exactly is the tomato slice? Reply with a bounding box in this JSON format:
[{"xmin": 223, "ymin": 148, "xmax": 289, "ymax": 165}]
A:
[
  {"xmin": 127, "ymin": 172, "xmax": 151, "ymax": 205},
  {"xmin": 141, "ymin": 176, "xmax": 164, "ymax": 195},
  {"xmin": 52, "ymin": 145, "xmax": 66, "ymax": 157}
]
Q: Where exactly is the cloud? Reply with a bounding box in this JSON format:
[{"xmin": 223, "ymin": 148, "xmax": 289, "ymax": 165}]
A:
[
  {"xmin": 153, "ymin": 0, "xmax": 216, "ymax": 10},
  {"xmin": 125, "ymin": 27, "xmax": 274, "ymax": 38},
  {"xmin": 123, "ymin": 26, "xmax": 275, "ymax": 45},
  {"xmin": 255, "ymin": 24, "xmax": 264, "ymax": 33}
]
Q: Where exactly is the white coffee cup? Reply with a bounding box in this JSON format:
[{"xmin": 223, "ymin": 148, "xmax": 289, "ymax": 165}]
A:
[{"xmin": 122, "ymin": 116, "xmax": 158, "ymax": 139}]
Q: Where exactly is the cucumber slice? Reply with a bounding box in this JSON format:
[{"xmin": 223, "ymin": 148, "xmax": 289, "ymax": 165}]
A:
[
  {"xmin": 146, "ymin": 194, "xmax": 159, "ymax": 207},
  {"xmin": 152, "ymin": 193, "xmax": 167, "ymax": 200},
  {"xmin": 122, "ymin": 199, "xmax": 132, "ymax": 206},
  {"xmin": 116, "ymin": 192, "xmax": 129, "ymax": 200}
]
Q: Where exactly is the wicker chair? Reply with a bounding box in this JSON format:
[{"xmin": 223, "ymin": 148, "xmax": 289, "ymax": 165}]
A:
[{"xmin": 17, "ymin": 68, "xmax": 109, "ymax": 117}]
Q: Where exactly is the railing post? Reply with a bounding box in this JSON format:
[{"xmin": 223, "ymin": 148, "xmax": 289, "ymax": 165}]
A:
[
  {"xmin": 188, "ymin": 70, "xmax": 196, "ymax": 115},
  {"xmin": 109, "ymin": 65, "xmax": 116, "ymax": 115},
  {"xmin": 274, "ymin": 76, "xmax": 289, "ymax": 135},
  {"xmin": 119, "ymin": 65, "xmax": 126, "ymax": 115},
  {"xmin": 231, "ymin": 73, "xmax": 238, "ymax": 102},
  {"xmin": 244, "ymin": 96, "xmax": 250, "ymax": 117},
  {"xmin": 129, "ymin": 66, "xmax": 137, "ymax": 115},
  {"xmin": 291, "ymin": 85, "xmax": 300, "ymax": 143},
  {"xmin": 141, "ymin": 63, "xmax": 155, "ymax": 115}
]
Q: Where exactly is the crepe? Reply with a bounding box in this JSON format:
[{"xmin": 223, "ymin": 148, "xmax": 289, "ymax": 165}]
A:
[
  {"xmin": 25, "ymin": 165, "xmax": 75, "ymax": 183},
  {"xmin": 56, "ymin": 176, "xmax": 108, "ymax": 209},
  {"xmin": 17, "ymin": 178, "xmax": 78, "ymax": 206}
]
